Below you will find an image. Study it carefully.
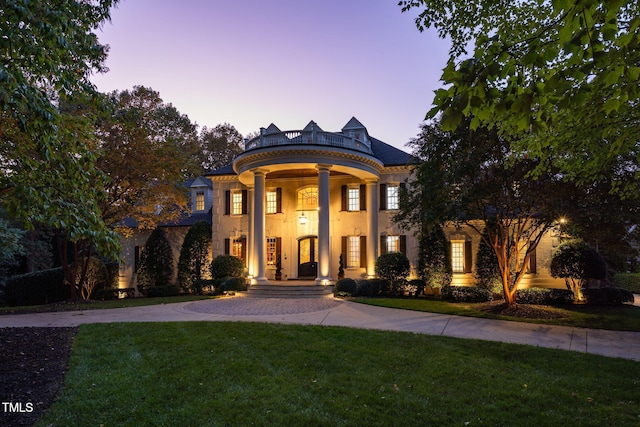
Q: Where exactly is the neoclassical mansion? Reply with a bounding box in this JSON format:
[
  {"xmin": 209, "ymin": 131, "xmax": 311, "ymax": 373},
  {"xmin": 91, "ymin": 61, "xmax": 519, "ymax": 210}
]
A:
[{"xmin": 118, "ymin": 117, "xmax": 563, "ymax": 291}]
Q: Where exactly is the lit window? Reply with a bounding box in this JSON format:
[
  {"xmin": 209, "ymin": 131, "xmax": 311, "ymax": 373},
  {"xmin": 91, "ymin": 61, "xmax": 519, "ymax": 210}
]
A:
[
  {"xmin": 297, "ymin": 187, "xmax": 318, "ymax": 210},
  {"xmin": 347, "ymin": 187, "xmax": 360, "ymax": 211},
  {"xmin": 195, "ymin": 191, "xmax": 205, "ymax": 211},
  {"xmin": 266, "ymin": 237, "xmax": 277, "ymax": 266},
  {"xmin": 347, "ymin": 236, "xmax": 360, "ymax": 268},
  {"xmin": 266, "ymin": 190, "xmax": 277, "ymax": 214},
  {"xmin": 231, "ymin": 238, "xmax": 243, "ymax": 259},
  {"xmin": 451, "ymin": 241, "xmax": 465, "ymax": 273},
  {"xmin": 386, "ymin": 185, "xmax": 399, "ymax": 210},
  {"xmin": 232, "ymin": 191, "xmax": 243, "ymax": 215},
  {"xmin": 386, "ymin": 235, "xmax": 400, "ymax": 253}
]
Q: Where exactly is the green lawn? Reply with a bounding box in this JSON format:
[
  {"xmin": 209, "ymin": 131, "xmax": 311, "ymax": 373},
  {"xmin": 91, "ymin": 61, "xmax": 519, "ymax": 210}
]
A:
[
  {"xmin": 39, "ymin": 322, "xmax": 640, "ymax": 426},
  {"xmin": 353, "ymin": 297, "xmax": 640, "ymax": 332}
]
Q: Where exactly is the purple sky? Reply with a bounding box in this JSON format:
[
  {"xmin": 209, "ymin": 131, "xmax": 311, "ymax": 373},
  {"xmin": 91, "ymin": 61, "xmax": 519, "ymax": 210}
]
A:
[{"xmin": 91, "ymin": 0, "xmax": 450, "ymax": 150}]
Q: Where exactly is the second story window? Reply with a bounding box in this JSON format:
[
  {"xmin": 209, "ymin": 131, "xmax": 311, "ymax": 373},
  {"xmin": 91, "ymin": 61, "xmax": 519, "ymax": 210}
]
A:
[
  {"xmin": 347, "ymin": 187, "xmax": 360, "ymax": 211},
  {"xmin": 266, "ymin": 190, "xmax": 277, "ymax": 214},
  {"xmin": 386, "ymin": 185, "xmax": 399, "ymax": 210},
  {"xmin": 232, "ymin": 191, "xmax": 243, "ymax": 215}
]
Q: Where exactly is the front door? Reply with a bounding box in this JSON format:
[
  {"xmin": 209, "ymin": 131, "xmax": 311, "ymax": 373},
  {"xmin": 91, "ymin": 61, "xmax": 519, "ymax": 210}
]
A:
[{"xmin": 298, "ymin": 237, "xmax": 318, "ymax": 279}]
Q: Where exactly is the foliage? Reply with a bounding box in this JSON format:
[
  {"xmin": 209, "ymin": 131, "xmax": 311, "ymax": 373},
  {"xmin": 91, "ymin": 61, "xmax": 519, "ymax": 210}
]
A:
[
  {"xmin": 396, "ymin": 119, "xmax": 566, "ymax": 305},
  {"xmin": 210, "ymin": 255, "xmax": 244, "ymax": 280},
  {"xmin": 441, "ymin": 285, "xmax": 492, "ymax": 303},
  {"xmin": 338, "ymin": 253, "xmax": 345, "ymax": 279},
  {"xmin": 0, "ymin": 217, "xmax": 25, "ymax": 267},
  {"xmin": 97, "ymin": 86, "xmax": 197, "ymax": 230},
  {"xmin": 355, "ymin": 279, "xmax": 382, "ymax": 297},
  {"xmin": 551, "ymin": 240, "xmax": 607, "ymax": 302},
  {"xmin": 136, "ymin": 228, "xmax": 174, "ymax": 294},
  {"xmin": 177, "ymin": 221, "xmax": 212, "ymax": 292},
  {"xmin": 474, "ymin": 224, "xmax": 501, "ymax": 291},
  {"xmin": 400, "ymin": 0, "xmax": 640, "ymax": 197},
  {"xmin": 582, "ymin": 287, "xmax": 635, "ymax": 306},
  {"xmin": 375, "ymin": 252, "xmax": 411, "ymax": 295},
  {"xmin": 146, "ymin": 286, "xmax": 181, "ymax": 298},
  {"xmin": 191, "ymin": 279, "xmax": 215, "ymax": 295},
  {"xmin": 515, "ymin": 288, "xmax": 574, "ymax": 306},
  {"xmin": 4, "ymin": 267, "xmax": 69, "ymax": 306},
  {"xmin": 406, "ymin": 279, "xmax": 427, "ymax": 297},
  {"xmin": 613, "ymin": 273, "xmax": 640, "ymax": 293},
  {"xmin": 335, "ymin": 278, "xmax": 358, "ymax": 296},
  {"xmin": 71, "ymin": 257, "xmax": 108, "ymax": 301},
  {"xmin": 0, "ymin": 1, "xmax": 121, "ymax": 270},
  {"xmin": 417, "ymin": 225, "xmax": 451, "ymax": 289},
  {"xmin": 198, "ymin": 123, "xmax": 244, "ymax": 172},
  {"xmin": 218, "ymin": 277, "xmax": 247, "ymax": 292}
]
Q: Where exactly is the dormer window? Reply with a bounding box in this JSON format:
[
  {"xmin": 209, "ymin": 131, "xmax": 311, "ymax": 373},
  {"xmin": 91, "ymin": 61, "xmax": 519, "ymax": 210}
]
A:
[{"xmin": 195, "ymin": 191, "xmax": 205, "ymax": 211}]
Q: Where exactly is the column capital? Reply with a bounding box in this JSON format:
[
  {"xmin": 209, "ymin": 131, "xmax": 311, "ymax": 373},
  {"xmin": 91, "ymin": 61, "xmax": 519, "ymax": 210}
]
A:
[
  {"xmin": 316, "ymin": 164, "xmax": 332, "ymax": 172},
  {"xmin": 251, "ymin": 168, "xmax": 269, "ymax": 176}
]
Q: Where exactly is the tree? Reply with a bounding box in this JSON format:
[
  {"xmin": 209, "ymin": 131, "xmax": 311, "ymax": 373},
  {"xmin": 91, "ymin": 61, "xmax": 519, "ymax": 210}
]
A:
[
  {"xmin": 474, "ymin": 222, "xmax": 501, "ymax": 293},
  {"xmin": 136, "ymin": 228, "xmax": 174, "ymax": 294},
  {"xmin": 97, "ymin": 86, "xmax": 199, "ymax": 231},
  {"xmin": 198, "ymin": 123, "xmax": 244, "ymax": 172},
  {"xmin": 400, "ymin": 0, "xmax": 640, "ymax": 195},
  {"xmin": 177, "ymin": 221, "xmax": 212, "ymax": 292},
  {"xmin": 1, "ymin": 1, "xmax": 121, "ymax": 300},
  {"xmin": 417, "ymin": 226, "xmax": 452, "ymax": 289},
  {"xmin": 396, "ymin": 119, "xmax": 567, "ymax": 305},
  {"xmin": 375, "ymin": 252, "xmax": 411, "ymax": 295},
  {"xmin": 551, "ymin": 239, "xmax": 607, "ymax": 301}
]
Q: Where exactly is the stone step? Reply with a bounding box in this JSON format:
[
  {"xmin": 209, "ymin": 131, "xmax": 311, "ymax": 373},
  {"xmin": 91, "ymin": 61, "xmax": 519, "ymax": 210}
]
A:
[{"xmin": 247, "ymin": 284, "xmax": 334, "ymax": 298}]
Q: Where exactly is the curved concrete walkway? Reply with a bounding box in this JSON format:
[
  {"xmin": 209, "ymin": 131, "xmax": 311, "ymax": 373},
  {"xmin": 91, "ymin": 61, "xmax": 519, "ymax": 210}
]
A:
[{"xmin": 1, "ymin": 294, "xmax": 639, "ymax": 362}]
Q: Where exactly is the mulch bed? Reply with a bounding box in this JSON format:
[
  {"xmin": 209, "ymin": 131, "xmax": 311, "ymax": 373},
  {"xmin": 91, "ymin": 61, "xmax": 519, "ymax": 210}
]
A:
[
  {"xmin": 0, "ymin": 327, "xmax": 77, "ymax": 427},
  {"xmin": 477, "ymin": 301, "xmax": 570, "ymax": 319}
]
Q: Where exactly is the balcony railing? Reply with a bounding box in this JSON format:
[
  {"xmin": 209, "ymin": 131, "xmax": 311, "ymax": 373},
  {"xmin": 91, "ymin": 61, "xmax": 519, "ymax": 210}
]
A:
[{"xmin": 244, "ymin": 128, "xmax": 372, "ymax": 155}]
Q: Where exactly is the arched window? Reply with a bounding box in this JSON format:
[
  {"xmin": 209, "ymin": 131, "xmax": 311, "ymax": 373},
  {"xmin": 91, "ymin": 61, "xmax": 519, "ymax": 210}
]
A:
[{"xmin": 297, "ymin": 186, "xmax": 318, "ymax": 210}]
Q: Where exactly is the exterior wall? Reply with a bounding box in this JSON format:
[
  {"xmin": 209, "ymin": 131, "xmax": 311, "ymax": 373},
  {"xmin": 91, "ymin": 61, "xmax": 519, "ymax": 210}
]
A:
[
  {"xmin": 211, "ymin": 167, "xmax": 418, "ymax": 282},
  {"xmin": 442, "ymin": 223, "xmax": 566, "ymax": 289}
]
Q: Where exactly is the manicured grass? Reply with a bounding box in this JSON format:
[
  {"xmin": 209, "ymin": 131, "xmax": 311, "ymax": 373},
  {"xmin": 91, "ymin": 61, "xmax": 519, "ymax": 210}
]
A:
[
  {"xmin": 0, "ymin": 295, "xmax": 214, "ymax": 315},
  {"xmin": 353, "ymin": 297, "xmax": 640, "ymax": 332},
  {"xmin": 40, "ymin": 322, "xmax": 640, "ymax": 426}
]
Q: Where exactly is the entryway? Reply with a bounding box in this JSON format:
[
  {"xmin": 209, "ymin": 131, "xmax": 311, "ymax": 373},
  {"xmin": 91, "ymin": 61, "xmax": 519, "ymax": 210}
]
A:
[{"xmin": 298, "ymin": 236, "xmax": 318, "ymax": 279}]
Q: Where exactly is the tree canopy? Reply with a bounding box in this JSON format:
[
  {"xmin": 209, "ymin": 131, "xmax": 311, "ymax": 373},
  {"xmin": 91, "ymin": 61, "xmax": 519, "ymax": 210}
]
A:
[
  {"xmin": 198, "ymin": 123, "xmax": 244, "ymax": 172},
  {"xmin": 400, "ymin": 0, "xmax": 640, "ymax": 194}
]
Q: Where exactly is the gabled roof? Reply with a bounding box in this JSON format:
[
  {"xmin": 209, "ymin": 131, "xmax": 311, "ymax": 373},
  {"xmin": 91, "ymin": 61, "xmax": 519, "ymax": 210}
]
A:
[
  {"xmin": 341, "ymin": 116, "xmax": 367, "ymax": 132},
  {"xmin": 263, "ymin": 123, "xmax": 281, "ymax": 134},
  {"xmin": 302, "ymin": 120, "xmax": 322, "ymax": 132},
  {"xmin": 190, "ymin": 176, "xmax": 212, "ymax": 189}
]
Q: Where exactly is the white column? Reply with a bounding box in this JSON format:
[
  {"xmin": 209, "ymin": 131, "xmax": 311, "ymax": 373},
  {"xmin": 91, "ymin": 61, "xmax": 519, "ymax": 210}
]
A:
[
  {"xmin": 366, "ymin": 179, "xmax": 379, "ymax": 278},
  {"xmin": 247, "ymin": 186, "xmax": 255, "ymax": 279},
  {"xmin": 253, "ymin": 169, "xmax": 268, "ymax": 284},
  {"xmin": 316, "ymin": 164, "xmax": 332, "ymax": 284}
]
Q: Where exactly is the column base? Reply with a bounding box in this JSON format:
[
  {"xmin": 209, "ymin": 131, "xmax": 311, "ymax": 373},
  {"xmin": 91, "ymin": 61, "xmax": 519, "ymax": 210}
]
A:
[
  {"xmin": 251, "ymin": 277, "xmax": 270, "ymax": 285},
  {"xmin": 315, "ymin": 277, "xmax": 333, "ymax": 286}
]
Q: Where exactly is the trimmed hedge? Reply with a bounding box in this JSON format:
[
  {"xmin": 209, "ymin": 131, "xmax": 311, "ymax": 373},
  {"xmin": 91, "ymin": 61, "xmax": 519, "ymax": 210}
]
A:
[
  {"xmin": 515, "ymin": 288, "xmax": 574, "ymax": 305},
  {"xmin": 335, "ymin": 278, "xmax": 358, "ymax": 296},
  {"xmin": 441, "ymin": 285, "xmax": 492, "ymax": 303},
  {"xmin": 613, "ymin": 273, "xmax": 640, "ymax": 293},
  {"xmin": 218, "ymin": 277, "xmax": 247, "ymax": 292},
  {"xmin": 4, "ymin": 267, "xmax": 69, "ymax": 306},
  {"xmin": 146, "ymin": 286, "xmax": 181, "ymax": 298}
]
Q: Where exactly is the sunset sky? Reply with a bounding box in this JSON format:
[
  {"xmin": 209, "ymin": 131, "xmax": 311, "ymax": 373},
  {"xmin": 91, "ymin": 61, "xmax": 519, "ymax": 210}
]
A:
[{"xmin": 91, "ymin": 0, "xmax": 450, "ymax": 150}]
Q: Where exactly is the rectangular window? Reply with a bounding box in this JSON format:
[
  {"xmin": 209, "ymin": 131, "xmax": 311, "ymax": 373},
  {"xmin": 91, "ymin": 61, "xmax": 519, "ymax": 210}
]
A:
[
  {"xmin": 195, "ymin": 191, "xmax": 205, "ymax": 211},
  {"xmin": 347, "ymin": 187, "xmax": 360, "ymax": 211},
  {"xmin": 232, "ymin": 191, "xmax": 243, "ymax": 215},
  {"xmin": 231, "ymin": 238, "xmax": 243, "ymax": 259},
  {"xmin": 266, "ymin": 190, "xmax": 277, "ymax": 214},
  {"xmin": 386, "ymin": 185, "xmax": 399, "ymax": 210},
  {"xmin": 347, "ymin": 236, "xmax": 360, "ymax": 268},
  {"xmin": 451, "ymin": 241, "xmax": 465, "ymax": 273},
  {"xmin": 266, "ymin": 237, "xmax": 277, "ymax": 265},
  {"xmin": 386, "ymin": 235, "xmax": 400, "ymax": 253}
]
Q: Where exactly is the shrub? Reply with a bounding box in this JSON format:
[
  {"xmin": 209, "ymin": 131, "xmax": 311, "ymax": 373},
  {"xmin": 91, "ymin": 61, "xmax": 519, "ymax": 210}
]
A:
[
  {"xmin": 418, "ymin": 226, "xmax": 452, "ymax": 289},
  {"xmin": 192, "ymin": 279, "xmax": 215, "ymax": 295},
  {"xmin": 210, "ymin": 255, "xmax": 244, "ymax": 280},
  {"xmin": 355, "ymin": 279, "xmax": 378, "ymax": 297},
  {"xmin": 441, "ymin": 285, "xmax": 492, "ymax": 303},
  {"xmin": 551, "ymin": 240, "xmax": 607, "ymax": 302},
  {"xmin": 75, "ymin": 257, "xmax": 108, "ymax": 301},
  {"xmin": 375, "ymin": 252, "xmax": 411, "ymax": 295},
  {"xmin": 406, "ymin": 279, "xmax": 427, "ymax": 297},
  {"xmin": 582, "ymin": 287, "xmax": 635, "ymax": 306},
  {"xmin": 335, "ymin": 278, "xmax": 357, "ymax": 296},
  {"xmin": 136, "ymin": 228, "xmax": 174, "ymax": 295},
  {"xmin": 178, "ymin": 221, "xmax": 212, "ymax": 292},
  {"xmin": 218, "ymin": 277, "xmax": 247, "ymax": 292},
  {"xmin": 515, "ymin": 288, "xmax": 574, "ymax": 305},
  {"xmin": 5, "ymin": 267, "xmax": 69, "ymax": 306}
]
